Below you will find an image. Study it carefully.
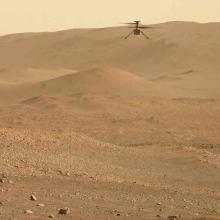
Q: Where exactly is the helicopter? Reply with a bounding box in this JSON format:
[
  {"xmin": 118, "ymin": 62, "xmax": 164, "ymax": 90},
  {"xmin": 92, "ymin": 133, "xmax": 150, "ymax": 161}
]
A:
[{"xmin": 123, "ymin": 21, "xmax": 152, "ymax": 39}]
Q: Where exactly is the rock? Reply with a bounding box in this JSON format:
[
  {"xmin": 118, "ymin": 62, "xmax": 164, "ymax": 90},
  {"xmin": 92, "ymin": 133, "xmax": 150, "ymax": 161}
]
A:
[
  {"xmin": 58, "ymin": 207, "xmax": 71, "ymax": 215},
  {"xmin": 30, "ymin": 194, "xmax": 37, "ymax": 201},
  {"xmin": 49, "ymin": 214, "xmax": 55, "ymax": 218},
  {"xmin": 24, "ymin": 210, "xmax": 33, "ymax": 214},
  {"xmin": 168, "ymin": 215, "xmax": 180, "ymax": 220},
  {"xmin": 0, "ymin": 179, "xmax": 5, "ymax": 183},
  {"xmin": 8, "ymin": 180, "xmax": 13, "ymax": 184},
  {"xmin": 157, "ymin": 202, "xmax": 162, "ymax": 205},
  {"xmin": 111, "ymin": 209, "xmax": 121, "ymax": 217},
  {"xmin": 37, "ymin": 203, "xmax": 45, "ymax": 207}
]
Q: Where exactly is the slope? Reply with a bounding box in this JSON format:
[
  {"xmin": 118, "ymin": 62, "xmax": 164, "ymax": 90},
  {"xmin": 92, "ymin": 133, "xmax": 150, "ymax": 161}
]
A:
[{"xmin": 0, "ymin": 22, "xmax": 220, "ymax": 80}]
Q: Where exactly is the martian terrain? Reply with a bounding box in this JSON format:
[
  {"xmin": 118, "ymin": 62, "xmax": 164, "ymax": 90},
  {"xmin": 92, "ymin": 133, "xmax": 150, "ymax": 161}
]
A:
[{"xmin": 0, "ymin": 22, "xmax": 220, "ymax": 219}]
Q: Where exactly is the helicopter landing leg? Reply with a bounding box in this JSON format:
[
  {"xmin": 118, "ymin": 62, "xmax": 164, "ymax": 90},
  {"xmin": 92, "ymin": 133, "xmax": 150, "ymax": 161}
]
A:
[
  {"xmin": 124, "ymin": 31, "xmax": 134, "ymax": 39},
  {"xmin": 140, "ymin": 31, "xmax": 150, "ymax": 39}
]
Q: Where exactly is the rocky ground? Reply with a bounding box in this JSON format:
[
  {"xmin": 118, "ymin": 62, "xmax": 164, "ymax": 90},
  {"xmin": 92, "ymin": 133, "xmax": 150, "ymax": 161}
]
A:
[
  {"xmin": 0, "ymin": 97, "xmax": 219, "ymax": 220},
  {"xmin": 0, "ymin": 22, "xmax": 220, "ymax": 219}
]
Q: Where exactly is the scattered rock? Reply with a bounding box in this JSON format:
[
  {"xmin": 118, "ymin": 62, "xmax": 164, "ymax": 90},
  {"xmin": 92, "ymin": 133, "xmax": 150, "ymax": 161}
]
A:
[
  {"xmin": 110, "ymin": 209, "xmax": 121, "ymax": 217},
  {"xmin": 0, "ymin": 173, "xmax": 7, "ymax": 178},
  {"xmin": 59, "ymin": 207, "xmax": 71, "ymax": 215},
  {"xmin": 37, "ymin": 203, "xmax": 45, "ymax": 207},
  {"xmin": 58, "ymin": 194, "xmax": 63, "ymax": 198},
  {"xmin": 168, "ymin": 215, "xmax": 180, "ymax": 220},
  {"xmin": 24, "ymin": 210, "xmax": 33, "ymax": 214},
  {"xmin": 49, "ymin": 214, "xmax": 55, "ymax": 218},
  {"xmin": 30, "ymin": 194, "xmax": 37, "ymax": 201}
]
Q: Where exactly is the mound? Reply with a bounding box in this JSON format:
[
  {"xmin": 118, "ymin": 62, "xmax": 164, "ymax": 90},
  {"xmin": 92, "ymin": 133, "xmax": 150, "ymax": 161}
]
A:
[
  {"xmin": 0, "ymin": 67, "xmax": 155, "ymax": 104},
  {"xmin": 36, "ymin": 67, "xmax": 150, "ymax": 95}
]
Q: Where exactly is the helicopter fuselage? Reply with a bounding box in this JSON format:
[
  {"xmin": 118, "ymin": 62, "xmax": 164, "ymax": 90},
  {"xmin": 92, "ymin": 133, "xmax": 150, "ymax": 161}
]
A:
[{"xmin": 134, "ymin": 29, "xmax": 141, "ymax": 35}]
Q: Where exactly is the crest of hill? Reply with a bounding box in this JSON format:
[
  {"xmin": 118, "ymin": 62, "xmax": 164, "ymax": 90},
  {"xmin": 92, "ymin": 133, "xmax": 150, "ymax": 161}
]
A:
[
  {"xmin": 27, "ymin": 67, "xmax": 151, "ymax": 96},
  {"xmin": 0, "ymin": 67, "xmax": 154, "ymax": 103},
  {"xmin": 1, "ymin": 21, "xmax": 220, "ymax": 79}
]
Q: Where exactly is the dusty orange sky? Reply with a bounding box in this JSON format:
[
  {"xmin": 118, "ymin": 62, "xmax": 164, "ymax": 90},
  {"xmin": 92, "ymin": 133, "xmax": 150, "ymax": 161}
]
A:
[{"xmin": 1, "ymin": 0, "xmax": 220, "ymax": 35}]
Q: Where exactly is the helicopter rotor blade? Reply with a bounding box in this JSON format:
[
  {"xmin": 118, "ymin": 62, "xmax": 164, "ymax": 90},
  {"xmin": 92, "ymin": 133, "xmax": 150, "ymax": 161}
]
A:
[
  {"xmin": 139, "ymin": 26, "xmax": 154, "ymax": 29},
  {"xmin": 122, "ymin": 23, "xmax": 136, "ymax": 25}
]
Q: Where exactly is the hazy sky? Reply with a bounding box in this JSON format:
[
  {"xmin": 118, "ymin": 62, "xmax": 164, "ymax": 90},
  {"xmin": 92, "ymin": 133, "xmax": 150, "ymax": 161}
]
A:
[{"xmin": 1, "ymin": 0, "xmax": 220, "ymax": 35}]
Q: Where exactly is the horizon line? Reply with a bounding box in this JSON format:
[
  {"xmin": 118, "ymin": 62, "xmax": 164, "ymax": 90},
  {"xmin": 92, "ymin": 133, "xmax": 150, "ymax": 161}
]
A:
[{"xmin": 1, "ymin": 20, "xmax": 220, "ymax": 37}]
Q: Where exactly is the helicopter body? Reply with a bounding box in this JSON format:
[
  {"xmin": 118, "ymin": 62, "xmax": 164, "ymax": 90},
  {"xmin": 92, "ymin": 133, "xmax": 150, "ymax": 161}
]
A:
[
  {"xmin": 134, "ymin": 29, "xmax": 141, "ymax": 35},
  {"xmin": 123, "ymin": 21, "xmax": 151, "ymax": 39}
]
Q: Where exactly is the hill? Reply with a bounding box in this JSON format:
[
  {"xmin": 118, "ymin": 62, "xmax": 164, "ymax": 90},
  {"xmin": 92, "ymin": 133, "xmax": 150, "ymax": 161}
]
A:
[
  {"xmin": 0, "ymin": 22, "xmax": 220, "ymax": 220},
  {"xmin": 0, "ymin": 67, "xmax": 160, "ymax": 104},
  {"xmin": 0, "ymin": 21, "xmax": 220, "ymax": 79}
]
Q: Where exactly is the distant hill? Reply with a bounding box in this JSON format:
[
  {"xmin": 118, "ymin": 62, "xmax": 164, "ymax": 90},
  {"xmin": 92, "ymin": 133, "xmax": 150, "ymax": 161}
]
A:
[
  {"xmin": 0, "ymin": 21, "xmax": 220, "ymax": 79},
  {"xmin": 0, "ymin": 21, "xmax": 220, "ymax": 101}
]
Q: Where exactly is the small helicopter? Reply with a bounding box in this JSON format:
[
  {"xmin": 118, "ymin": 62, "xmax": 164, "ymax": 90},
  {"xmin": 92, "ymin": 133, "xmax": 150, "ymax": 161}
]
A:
[{"xmin": 123, "ymin": 21, "xmax": 152, "ymax": 39}]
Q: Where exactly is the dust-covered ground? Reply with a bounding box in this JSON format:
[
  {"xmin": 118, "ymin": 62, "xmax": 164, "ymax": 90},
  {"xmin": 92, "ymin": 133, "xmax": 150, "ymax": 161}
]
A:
[
  {"xmin": 0, "ymin": 22, "xmax": 220, "ymax": 219},
  {"xmin": 0, "ymin": 97, "xmax": 220, "ymax": 220}
]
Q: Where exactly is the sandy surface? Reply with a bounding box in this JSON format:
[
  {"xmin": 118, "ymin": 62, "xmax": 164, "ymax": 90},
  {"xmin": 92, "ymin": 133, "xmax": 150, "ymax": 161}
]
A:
[{"xmin": 0, "ymin": 22, "xmax": 220, "ymax": 219}]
